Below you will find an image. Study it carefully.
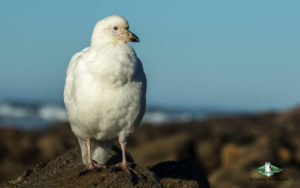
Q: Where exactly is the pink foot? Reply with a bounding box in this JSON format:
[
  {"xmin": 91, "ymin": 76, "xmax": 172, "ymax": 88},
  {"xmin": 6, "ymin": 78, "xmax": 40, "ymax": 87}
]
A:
[
  {"xmin": 114, "ymin": 162, "xmax": 142, "ymax": 179},
  {"xmin": 79, "ymin": 161, "xmax": 106, "ymax": 176}
]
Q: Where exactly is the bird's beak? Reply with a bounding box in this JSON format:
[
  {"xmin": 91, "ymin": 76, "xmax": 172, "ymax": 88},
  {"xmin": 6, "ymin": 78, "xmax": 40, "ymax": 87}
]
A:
[{"xmin": 123, "ymin": 30, "xmax": 139, "ymax": 42}]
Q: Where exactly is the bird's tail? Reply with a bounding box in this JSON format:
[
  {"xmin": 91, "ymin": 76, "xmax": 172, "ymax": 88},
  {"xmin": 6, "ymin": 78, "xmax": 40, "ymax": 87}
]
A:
[
  {"xmin": 77, "ymin": 137, "xmax": 113, "ymax": 165},
  {"xmin": 91, "ymin": 139, "xmax": 113, "ymax": 164}
]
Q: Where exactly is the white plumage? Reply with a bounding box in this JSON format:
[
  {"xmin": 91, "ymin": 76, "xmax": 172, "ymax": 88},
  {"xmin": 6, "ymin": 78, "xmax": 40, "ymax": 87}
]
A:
[{"xmin": 63, "ymin": 15, "xmax": 146, "ymax": 170}]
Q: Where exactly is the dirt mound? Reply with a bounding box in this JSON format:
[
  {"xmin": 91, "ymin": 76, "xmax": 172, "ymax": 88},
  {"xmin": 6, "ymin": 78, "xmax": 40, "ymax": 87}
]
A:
[{"xmin": 2, "ymin": 146, "xmax": 209, "ymax": 188}]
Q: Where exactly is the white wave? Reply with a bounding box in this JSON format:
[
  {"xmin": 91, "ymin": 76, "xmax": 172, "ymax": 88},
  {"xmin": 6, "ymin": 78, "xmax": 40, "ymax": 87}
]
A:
[
  {"xmin": 0, "ymin": 103, "xmax": 33, "ymax": 118},
  {"xmin": 142, "ymin": 111, "xmax": 193, "ymax": 124},
  {"xmin": 38, "ymin": 105, "xmax": 68, "ymax": 121},
  {"xmin": 0, "ymin": 102, "xmax": 68, "ymax": 126}
]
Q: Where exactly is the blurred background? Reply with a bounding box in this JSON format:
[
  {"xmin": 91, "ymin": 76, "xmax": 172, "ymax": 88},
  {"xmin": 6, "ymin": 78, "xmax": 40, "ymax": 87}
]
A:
[{"xmin": 0, "ymin": 1, "xmax": 300, "ymax": 188}]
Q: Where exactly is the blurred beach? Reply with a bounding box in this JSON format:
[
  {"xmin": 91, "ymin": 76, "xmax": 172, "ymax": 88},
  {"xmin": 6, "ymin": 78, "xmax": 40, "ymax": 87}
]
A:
[{"xmin": 0, "ymin": 103, "xmax": 300, "ymax": 187}]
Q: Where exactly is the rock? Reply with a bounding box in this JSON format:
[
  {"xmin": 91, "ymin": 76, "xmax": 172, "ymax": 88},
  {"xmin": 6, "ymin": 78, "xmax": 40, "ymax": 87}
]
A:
[
  {"xmin": 278, "ymin": 147, "xmax": 292, "ymax": 163},
  {"xmin": 128, "ymin": 132, "xmax": 191, "ymax": 166},
  {"xmin": 150, "ymin": 159, "xmax": 210, "ymax": 188},
  {"xmin": 275, "ymin": 106, "xmax": 300, "ymax": 125},
  {"xmin": 2, "ymin": 146, "xmax": 209, "ymax": 188},
  {"xmin": 194, "ymin": 140, "xmax": 218, "ymax": 171},
  {"xmin": 220, "ymin": 144, "xmax": 241, "ymax": 169},
  {"xmin": 37, "ymin": 135, "xmax": 65, "ymax": 159}
]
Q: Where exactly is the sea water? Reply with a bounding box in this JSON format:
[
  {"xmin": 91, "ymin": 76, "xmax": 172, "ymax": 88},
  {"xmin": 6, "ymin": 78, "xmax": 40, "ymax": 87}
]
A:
[{"xmin": 0, "ymin": 100, "xmax": 241, "ymax": 130}]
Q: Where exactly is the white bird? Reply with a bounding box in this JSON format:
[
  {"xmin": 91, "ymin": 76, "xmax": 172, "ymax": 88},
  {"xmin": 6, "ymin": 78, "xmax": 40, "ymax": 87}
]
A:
[{"xmin": 64, "ymin": 15, "xmax": 146, "ymax": 176}]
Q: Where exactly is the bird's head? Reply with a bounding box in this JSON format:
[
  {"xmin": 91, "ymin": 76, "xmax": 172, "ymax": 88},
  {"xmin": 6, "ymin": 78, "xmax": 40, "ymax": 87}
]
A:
[{"xmin": 91, "ymin": 15, "xmax": 139, "ymax": 46}]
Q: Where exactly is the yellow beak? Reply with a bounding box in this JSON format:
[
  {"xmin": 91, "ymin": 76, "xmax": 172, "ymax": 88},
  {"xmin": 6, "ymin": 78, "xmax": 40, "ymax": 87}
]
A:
[{"xmin": 123, "ymin": 30, "xmax": 139, "ymax": 42}]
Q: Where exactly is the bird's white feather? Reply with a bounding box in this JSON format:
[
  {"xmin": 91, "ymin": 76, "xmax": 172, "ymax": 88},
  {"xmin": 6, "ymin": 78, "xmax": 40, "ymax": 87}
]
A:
[{"xmin": 64, "ymin": 16, "xmax": 146, "ymax": 164}]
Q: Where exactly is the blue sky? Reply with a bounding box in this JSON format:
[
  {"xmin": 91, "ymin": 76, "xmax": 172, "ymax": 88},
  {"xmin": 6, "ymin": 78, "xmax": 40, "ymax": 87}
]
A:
[{"xmin": 0, "ymin": 0, "xmax": 299, "ymax": 110}]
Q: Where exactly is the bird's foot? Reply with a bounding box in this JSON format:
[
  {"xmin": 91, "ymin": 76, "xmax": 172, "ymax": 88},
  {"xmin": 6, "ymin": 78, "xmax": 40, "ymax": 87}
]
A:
[
  {"xmin": 92, "ymin": 160, "xmax": 106, "ymax": 169},
  {"xmin": 112, "ymin": 162, "xmax": 143, "ymax": 180},
  {"xmin": 78, "ymin": 161, "xmax": 106, "ymax": 176}
]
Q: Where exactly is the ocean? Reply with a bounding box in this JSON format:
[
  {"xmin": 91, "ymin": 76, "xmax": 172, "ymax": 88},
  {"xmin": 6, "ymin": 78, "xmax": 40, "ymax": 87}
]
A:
[{"xmin": 0, "ymin": 100, "xmax": 244, "ymax": 130}]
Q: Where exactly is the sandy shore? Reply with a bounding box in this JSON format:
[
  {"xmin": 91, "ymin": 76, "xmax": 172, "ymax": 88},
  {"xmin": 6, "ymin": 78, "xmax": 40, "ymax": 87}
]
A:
[{"xmin": 0, "ymin": 106, "xmax": 300, "ymax": 187}]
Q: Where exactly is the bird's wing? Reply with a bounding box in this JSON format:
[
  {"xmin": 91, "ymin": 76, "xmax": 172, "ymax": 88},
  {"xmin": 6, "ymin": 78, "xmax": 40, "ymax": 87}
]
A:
[
  {"xmin": 130, "ymin": 57, "xmax": 147, "ymax": 129},
  {"xmin": 134, "ymin": 58, "xmax": 147, "ymax": 93},
  {"xmin": 64, "ymin": 47, "xmax": 89, "ymax": 103}
]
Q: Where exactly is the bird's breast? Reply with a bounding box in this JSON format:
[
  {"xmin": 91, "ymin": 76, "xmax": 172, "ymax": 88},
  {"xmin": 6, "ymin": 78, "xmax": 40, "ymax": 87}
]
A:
[
  {"xmin": 70, "ymin": 78, "xmax": 145, "ymax": 139},
  {"xmin": 86, "ymin": 44, "xmax": 138, "ymax": 87}
]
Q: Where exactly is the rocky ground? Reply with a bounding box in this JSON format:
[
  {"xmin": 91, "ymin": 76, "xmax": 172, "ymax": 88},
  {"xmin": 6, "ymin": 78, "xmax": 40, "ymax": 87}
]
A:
[
  {"xmin": 1, "ymin": 146, "xmax": 209, "ymax": 188},
  {"xmin": 1, "ymin": 106, "xmax": 300, "ymax": 187}
]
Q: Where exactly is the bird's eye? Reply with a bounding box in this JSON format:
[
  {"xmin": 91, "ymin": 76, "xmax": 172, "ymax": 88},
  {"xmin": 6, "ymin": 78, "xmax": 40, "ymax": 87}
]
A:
[{"xmin": 113, "ymin": 26, "xmax": 118, "ymax": 30}]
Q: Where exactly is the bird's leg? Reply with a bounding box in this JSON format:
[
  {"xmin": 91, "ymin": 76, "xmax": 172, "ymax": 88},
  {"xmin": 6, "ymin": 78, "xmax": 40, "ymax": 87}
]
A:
[
  {"xmin": 87, "ymin": 138, "xmax": 106, "ymax": 169},
  {"xmin": 115, "ymin": 141, "xmax": 142, "ymax": 178},
  {"xmin": 80, "ymin": 138, "xmax": 105, "ymax": 175},
  {"xmin": 86, "ymin": 138, "xmax": 94, "ymax": 169}
]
